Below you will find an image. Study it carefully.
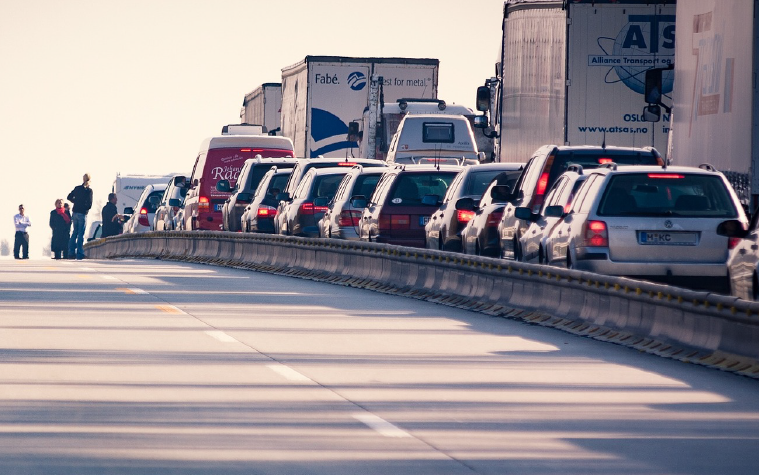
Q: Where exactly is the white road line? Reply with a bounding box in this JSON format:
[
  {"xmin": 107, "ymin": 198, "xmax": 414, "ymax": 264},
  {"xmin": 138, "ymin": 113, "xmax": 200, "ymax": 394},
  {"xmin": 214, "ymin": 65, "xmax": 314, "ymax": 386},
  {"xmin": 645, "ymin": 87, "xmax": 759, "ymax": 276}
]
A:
[
  {"xmin": 127, "ymin": 288, "xmax": 149, "ymax": 294},
  {"xmin": 204, "ymin": 330, "xmax": 238, "ymax": 343},
  {"xmin": 80, "ymin": 267, "xmax": 95, "ymax": 272},
  {"xmin": 353, "ymin": 413, "xmax": 411, "ymax": 438},
  {"xmin": 266, "ymin": 364, "xmax": 313, "ymax": 382},
  {"xmin": 100, "ymin": 275, "xmax": 118, "ymax": 281}
]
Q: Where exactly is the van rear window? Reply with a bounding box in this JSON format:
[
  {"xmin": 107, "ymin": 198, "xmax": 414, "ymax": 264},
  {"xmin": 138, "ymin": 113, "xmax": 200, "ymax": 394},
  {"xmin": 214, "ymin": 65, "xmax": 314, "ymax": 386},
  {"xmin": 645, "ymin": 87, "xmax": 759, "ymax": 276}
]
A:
[
  {"xmin": 423, "ymin": 123, "xmax": 455, "ymax": 143},
  {"xmin": 548, "ymin": 150, "xmax": 662, "ymax": 191}
]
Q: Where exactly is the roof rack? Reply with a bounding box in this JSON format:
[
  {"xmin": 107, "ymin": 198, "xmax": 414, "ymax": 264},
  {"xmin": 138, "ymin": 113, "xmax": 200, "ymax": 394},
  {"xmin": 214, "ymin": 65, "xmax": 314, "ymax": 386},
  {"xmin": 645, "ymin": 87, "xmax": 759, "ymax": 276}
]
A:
[
  {"xmin": 599, "ymin": 162, "xmax": 618, "ymax": 171},
  {"xmin": 699, "ymin": 163, "xmax": 718, "ymax": 172},
  {"xmin": 566, "ymin": 163, "xmax": 584, "ymax": 175}
]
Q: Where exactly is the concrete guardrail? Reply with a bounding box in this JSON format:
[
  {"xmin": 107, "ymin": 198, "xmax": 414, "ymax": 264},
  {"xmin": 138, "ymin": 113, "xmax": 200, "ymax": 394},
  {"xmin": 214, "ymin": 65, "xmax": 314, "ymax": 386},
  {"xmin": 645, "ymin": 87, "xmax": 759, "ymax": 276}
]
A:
[{"xmin": 85, "ymin": 231, "xmax": 759, "ymax": 379}]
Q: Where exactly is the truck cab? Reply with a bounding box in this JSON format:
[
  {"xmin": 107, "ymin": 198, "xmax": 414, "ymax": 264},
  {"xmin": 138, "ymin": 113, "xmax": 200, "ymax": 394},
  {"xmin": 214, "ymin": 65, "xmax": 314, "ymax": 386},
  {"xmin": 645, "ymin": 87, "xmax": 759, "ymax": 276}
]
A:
[{"xmin": 384, "ymin": 113, "xmax": 484, "ymax": 166}]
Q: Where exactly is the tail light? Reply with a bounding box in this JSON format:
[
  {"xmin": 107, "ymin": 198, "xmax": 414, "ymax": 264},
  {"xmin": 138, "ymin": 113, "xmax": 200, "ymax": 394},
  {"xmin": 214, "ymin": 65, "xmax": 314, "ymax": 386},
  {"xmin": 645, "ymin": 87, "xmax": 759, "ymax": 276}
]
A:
[
  {"xmin": 257, "ymin": 206, "xmax": 277, "ymax": 218},
  {"xmin": 486, "ymin": 211, "xmax": 503, "ymax": 228},
  {"xmin": 199, "ymin": 196, "xmax": 210, "ymax": 212},
  {"xmin": 138, "ymin": 207, "xmax": 150, "ymax": 227},
  {"xmin": 728, "ymin": 237, "xmax": 741, "ymax": 250},
  {"xmin": 583, "ymin": 220, "xmax": 608, "ymax": 247},
  {"xmin": 532, "ymin": 172, "xmax": 550, "ymax": 212},
  {"xmin": 299, "ymin": 202, "xmax": 328, "ymax": 215},
  {"xmin": 648, "ymin": 174, "xmax": 685, "ymax": 179},
  {"xmin": 339, "ymin": 210, "xmax": 361, "ymax": 227},
  {"xmin": 457, "ymin": 210, "xmax": 475, "ymax": 224},
  {"xmin": 379, "ymin": 214, "xmax": 410, "ymax": 230}
]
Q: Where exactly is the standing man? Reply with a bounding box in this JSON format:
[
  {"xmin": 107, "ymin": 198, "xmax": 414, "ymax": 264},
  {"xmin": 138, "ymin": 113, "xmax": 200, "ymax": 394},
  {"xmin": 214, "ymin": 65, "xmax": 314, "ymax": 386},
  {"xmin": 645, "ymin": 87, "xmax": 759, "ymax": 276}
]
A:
[
  {"xmin": 101, "ymin": 193, "xmax": 124, "ymax": 238},
  {"xmin": 13, "ymin": 204, "xmax": 31, "ymax": 260},
  {"xmin": 67, "ymin": 173, "xmax": 93, "ymax": 260}
]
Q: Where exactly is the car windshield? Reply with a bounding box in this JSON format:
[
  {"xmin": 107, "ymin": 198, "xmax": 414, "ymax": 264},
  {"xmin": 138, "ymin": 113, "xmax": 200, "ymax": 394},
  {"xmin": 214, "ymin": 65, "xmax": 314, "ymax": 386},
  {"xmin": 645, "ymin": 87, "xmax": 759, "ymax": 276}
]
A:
[
  {"xmin": 598, "ymin": 173, "xmax": 738, "ymax": 218},
  {"xmin": 548, "ymin": 150, "xmax": 661, "ymax": 188},
  {"xmin": 388, "ymin": 172, "xmax": 457, "ymax": 205}
]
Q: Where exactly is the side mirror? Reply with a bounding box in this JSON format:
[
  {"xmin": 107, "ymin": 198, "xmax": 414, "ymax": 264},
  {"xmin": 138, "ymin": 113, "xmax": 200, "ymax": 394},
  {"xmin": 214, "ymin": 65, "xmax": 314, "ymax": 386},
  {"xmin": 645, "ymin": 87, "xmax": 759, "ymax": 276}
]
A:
[
  {"xmin": 544, "ymin": 205, "xmax": 565, "ymax": 218},
  {"xmin": 644, "ymin": 68, "xmax": 663, "ymax": 104},
  {"xmin": 347, "ymin": 121, "xmax": 360, "ymax": 142},
  {"xmin": 643, "ymin": 104, "xmax": 661, "ymax": 123},
  {"xmin": 476, "ymin": 85, "xmax": 491, "ymax": 112},
  {"xmin": 514, "ymin": 207, "xmax": 538, "ymax": 222},
  {"xmin": 491, "ymin": 184, "xmax": 513, "ymax": 202},
  {"xmin": 313, "ymin": 196, "xmax": 330, "ymax": 207},
  {"xmin": 455, "ymin": 197, "xmax": 476, "ymax": 211},
  {"xmin": 350, "ymin": 195, "xmax": 368, "ymax": 209},
  {"xmin": 236, "ymin": 193, "xmax": 252, "ymax": 202},
  {"xmin": 216, "ymin": 180, "xmax": 231, "ymax": 192},
  {"xmin": 123, "ymin": 207, "xmax": 134, "ymax": 215},
  {"xmin": 192, "ymin": 178, "xmax": 199, "ymax": 187},
  {"xmin": 717, "ymin": 219, "xmax": 749, "ymax": 239},
  {"xmin": 473, "ymin": 115, "xmax": 488, "ymax": 129},
  {"xmin": 421, "ymin": 194, "xmax": 441, "ymax": 206},
  {"xmin": 168, "ymin": 199, "xmax": 182, "ymax": 207}
]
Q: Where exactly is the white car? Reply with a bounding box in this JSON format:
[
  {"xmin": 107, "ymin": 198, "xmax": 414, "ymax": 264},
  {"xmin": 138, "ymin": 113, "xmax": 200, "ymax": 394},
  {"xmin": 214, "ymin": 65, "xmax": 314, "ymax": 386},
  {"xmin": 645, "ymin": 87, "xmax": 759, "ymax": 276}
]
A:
[{"xmin": 122, "ymin": 183, "xmax": 167, "ymax": 234}]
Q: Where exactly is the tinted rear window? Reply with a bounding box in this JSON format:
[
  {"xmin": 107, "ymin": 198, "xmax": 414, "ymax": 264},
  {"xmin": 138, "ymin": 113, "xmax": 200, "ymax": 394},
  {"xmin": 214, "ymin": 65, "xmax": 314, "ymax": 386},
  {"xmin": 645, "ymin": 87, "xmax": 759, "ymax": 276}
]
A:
[
  {"xmin": 465, "ymin": 170, "xmax": 507, "ymax": 197},
  {"xmin": 245, "ymin": 163, "xmax": 296, "ymax": 191},
  {"xmin": 353, "ymin": 174, "xmax": 381, "ymax": 199},
  {"xmin": 388, "ymin": 172, "xmax": 458, "ymax": 205},
  {"xmin": 312, "ymin": 174, "xmax": 347, "ymax": 199},
  {"xmin": 145, "ymin": 190, "xmax": 164, "ymax": 213},
  {"xmin": 598, "ymin": 173, "xmax": 738, "ymax": 218},
  {"xmin": 548, "ymin": 150, "xmax": 660, "ymax": 190}
]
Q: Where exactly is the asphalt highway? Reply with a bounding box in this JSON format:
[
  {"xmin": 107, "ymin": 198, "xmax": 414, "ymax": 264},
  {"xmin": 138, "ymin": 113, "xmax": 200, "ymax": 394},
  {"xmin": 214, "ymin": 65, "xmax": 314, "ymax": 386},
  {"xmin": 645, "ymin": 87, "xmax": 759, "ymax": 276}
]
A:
[{"xmin": 0, "ymin": 258, "xmax": 757, "ymax": 474}]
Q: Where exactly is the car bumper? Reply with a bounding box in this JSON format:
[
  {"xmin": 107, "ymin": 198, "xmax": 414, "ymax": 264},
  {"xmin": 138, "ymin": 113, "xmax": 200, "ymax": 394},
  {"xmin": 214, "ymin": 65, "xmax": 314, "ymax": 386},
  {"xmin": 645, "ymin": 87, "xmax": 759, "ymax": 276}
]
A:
[{"xmin": 574, "ymin": 247, "xmax": 727, "ymax": 277}]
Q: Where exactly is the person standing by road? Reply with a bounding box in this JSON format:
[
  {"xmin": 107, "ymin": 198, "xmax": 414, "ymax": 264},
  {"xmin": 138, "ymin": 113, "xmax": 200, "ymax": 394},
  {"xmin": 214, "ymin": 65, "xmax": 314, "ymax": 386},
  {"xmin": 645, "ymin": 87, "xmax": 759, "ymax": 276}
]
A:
[
  {"xmin": 67, "ymin": 173, "xmax": 93, "ymax": 260},
  {"xmin": 101, "ymin": 193, "xmax": 124, "ymax": 238},
  {"xmin": 13, "ymin": 204, "xmax": 31, "ymax": 259},
  {"xmin": 49, "ymin": 199, "xmax": 71, "ymax": 259}
]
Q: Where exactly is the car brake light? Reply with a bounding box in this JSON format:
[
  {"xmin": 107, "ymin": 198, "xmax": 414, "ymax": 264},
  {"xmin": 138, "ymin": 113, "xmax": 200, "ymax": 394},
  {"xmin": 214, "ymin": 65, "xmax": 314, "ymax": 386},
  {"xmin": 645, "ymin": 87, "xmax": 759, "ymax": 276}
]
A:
[
  {"xmin": 536, "ymin": 172, "xmax": 549, "ymax": 196},
  {"xmin": 199, "ymin": 196, "xmax": 210, "ymax": 212},
  {"xmin": 138, "ymin": 207, "xmax": 150, "ymax": 226},
  {"xmin": 257, "ymin": 206, "xmax": 277, "ymax": 218},
  {"xmin": 648, "ymin": 174, "xmax": 685, "ymax": 179},
  {"xmin": 583, "ymin": 220, "xmax": 608, "ymax": 247},
  {"xmin": 457, "ymin": 210, "xmax": 475, "ymax": 223},
  {"xmin": 728, "ymin": 237, "xmax": 741, "ymax": 250},
  {"xmin": 339, "ymin": 210, "xmax": 362, "ymax": 227},
  {"xmin": 338, "ymin": 162, "xmax": 358, "ymax": 166},
  {"xmin": 299, "ymin": 202, "xmax": 328, "ymax": 215},
  {"xmin": 487, "ymin": 211, "xmax": 503, "ymax": 228},
  {"xmin": 598, "ymin": 158, "xmax": 613, "ymax": 164},
  {"xmin": 391, "ymin": 214, "xmax": 410, "ymax": 229},
  {"xmin": 240, "ymin": 148, "xmax": 251, "ymax": 152}
]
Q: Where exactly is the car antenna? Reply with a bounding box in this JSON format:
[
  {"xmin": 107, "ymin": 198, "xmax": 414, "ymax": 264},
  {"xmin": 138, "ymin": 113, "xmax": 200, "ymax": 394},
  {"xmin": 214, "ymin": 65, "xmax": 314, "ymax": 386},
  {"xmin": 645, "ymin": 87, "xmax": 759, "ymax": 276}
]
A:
[{"xmin": 602, "ymin": 130, "xmax": 607, "ymax": 149}]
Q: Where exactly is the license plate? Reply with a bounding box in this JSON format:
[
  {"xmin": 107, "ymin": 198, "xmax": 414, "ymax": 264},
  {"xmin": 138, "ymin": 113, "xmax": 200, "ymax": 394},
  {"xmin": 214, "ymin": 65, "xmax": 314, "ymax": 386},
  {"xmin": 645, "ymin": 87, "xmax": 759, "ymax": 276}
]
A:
[
  {"xmin": 214, "ymin": 204, "xmax": 224, "ymax": 212},
  {"xmin": 420, "ymin": 216, "xmax": 430, "ymax": 226},
  {"xmin": 638, "ymin": 231, "xmax": 698, "ymax": 246}
]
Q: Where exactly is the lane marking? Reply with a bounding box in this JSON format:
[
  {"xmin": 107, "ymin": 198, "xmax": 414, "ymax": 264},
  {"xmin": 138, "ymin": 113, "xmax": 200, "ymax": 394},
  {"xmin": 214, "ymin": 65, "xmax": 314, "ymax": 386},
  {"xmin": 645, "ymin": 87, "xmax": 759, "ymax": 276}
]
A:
[
  {"xmin": 353, "ymin": 413, "xmax": 411, "ymax": 438},
  {"xmin": 116, "ymin": 288, "xmax": 149, "ymax": 295},
  {"xmin": 75, "ymin": 274, "xmax": 93, "ymax": 279},
  {"xmin": 80, "ymin": 267, "xmax": 95, "ymax": 272},
  {"xmin": 266, "ymin": 364, "xmax": 313, "ymax": 382},
  {"xmin": 155, "ymin": 305, "xmax": 185, "ymax": 314},
  {"xmin": 100, "ymin": 275, "xmax": 118, "ymax": 281},
  {"xmin": 204, "ymin": 331, "xmax": 238, "ymax": 343}
]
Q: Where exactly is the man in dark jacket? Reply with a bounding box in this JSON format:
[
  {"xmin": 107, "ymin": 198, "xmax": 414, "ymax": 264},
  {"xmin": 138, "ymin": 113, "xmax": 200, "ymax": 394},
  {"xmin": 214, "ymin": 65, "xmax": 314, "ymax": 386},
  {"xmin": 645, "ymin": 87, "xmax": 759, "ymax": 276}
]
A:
[
  {"xmin": 101, "ymin": 193, "xmax": 123, "ymax": 238},
  {"xmin": 67, "ymin": 173, "xmax": 93, "ymax": 259}
]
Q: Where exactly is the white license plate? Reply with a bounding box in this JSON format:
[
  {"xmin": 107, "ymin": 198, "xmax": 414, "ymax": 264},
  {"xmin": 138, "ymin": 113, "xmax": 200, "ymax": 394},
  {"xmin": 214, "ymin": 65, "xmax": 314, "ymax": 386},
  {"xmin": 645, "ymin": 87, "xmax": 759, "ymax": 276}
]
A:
[
  {"xmin": 420, "ymin": 216, "xmax": 430, "ymax": 226},
  {"xmin": 214, "ymin": 204, "xmax": 224, "ymax": 212},
  {"xmin": 638, "ymin": 231, "xmax": 698, "ymax": 246}
]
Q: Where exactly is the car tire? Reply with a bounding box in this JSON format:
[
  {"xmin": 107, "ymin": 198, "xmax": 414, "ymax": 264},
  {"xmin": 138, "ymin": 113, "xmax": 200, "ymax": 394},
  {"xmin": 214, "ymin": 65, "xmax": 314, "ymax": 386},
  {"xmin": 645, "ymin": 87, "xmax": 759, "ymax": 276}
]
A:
[
  {"xmin": 538, "ymin": 245, "xmax": 545, "ymax": 265},
  {"xmin": 513, "ymin": 238, "xmax": 522, "ymax": 262},
  {"xmin": 475, "ymin": 241, "xmax": 481, "ymax": 256}
]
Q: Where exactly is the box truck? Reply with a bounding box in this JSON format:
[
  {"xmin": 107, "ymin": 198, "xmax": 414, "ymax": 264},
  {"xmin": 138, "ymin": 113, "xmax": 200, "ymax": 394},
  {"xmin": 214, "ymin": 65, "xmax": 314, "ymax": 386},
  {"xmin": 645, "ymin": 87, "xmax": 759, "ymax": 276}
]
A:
[
  {"xmin": 280, "ymin": 56, "xmax": 439, "ymax": 158},
  {"xmin": 476, "ymin": 0, "xmax": 676, "ymax": 163},
  {"xmin": 112, "ymin": 173, "xmax": 180, "ymax": 216},
  {"xmin": 668, "ymin": 0, "xmax": 756, "ymax": 207},
  {"xmin": 240, "ymin": 83, "xmax": 282, "ymax": 135}
]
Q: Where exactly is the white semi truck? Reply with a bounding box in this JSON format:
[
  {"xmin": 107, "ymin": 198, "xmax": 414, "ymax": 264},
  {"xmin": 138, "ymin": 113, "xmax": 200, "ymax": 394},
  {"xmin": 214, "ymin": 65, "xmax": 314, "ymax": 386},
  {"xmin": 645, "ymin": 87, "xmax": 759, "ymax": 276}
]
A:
[
  {"xmin": 280, "ymin": 56, "xmax": 439, "ymax": 158},
  {"xmin": 240, "ymin": 83, "xmax": 282, "ymax": 135},
  {"xmin": 667, "ymin": 0, "xmax": 757, "ymax": 207},
  {"xmin": 112, "ymin": 173, "xmax": 179, "ymax": 216},
  {"xmin": 476, "ymin": 0, "xmax": 676, "ymax": 163}
]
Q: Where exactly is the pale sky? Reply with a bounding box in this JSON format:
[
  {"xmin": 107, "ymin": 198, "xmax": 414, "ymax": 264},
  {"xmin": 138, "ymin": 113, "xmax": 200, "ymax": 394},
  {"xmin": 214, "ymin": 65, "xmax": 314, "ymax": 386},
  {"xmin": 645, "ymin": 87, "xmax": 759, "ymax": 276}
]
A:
[{"xmin": 0, "ymin": 0, "xmax": 504, "ymax": 256}]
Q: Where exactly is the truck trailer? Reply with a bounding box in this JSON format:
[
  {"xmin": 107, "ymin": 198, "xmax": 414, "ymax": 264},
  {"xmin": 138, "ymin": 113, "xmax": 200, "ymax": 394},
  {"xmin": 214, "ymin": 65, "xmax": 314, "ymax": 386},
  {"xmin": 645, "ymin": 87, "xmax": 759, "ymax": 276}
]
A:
[
  {"xmin": 670, "ymin": 0, "xmax": 757, "ymax": 207},
  {"xmin": 478, "ymin": 0, "xmax": 676, "ymax": 163},
  {"xmin": 280, "ymin": 56, "xmax": 439, "ymax": 158},
  {"xmin": 240, "ymin": 83, "xmax": 282, "ymax": 135}
]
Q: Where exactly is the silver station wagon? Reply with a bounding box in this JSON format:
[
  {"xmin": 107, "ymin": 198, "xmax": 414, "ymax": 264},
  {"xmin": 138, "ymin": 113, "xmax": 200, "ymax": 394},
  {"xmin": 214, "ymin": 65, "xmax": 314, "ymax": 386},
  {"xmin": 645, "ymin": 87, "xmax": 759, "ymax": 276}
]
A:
[{"xmin": 545, "ymin": 164, "xmax": 748, "ymax": 292}]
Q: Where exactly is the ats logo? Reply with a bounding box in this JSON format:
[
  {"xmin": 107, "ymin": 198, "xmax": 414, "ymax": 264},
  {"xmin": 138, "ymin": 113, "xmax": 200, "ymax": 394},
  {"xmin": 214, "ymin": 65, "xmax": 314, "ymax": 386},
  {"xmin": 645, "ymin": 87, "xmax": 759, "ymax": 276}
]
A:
[
  {"xmin": 590, "ymin": 14, "xmax": 676, "ymax": 96},
  {"xmin": 347, "ymin": 71, "xmax": 366, "ymax": 91}
]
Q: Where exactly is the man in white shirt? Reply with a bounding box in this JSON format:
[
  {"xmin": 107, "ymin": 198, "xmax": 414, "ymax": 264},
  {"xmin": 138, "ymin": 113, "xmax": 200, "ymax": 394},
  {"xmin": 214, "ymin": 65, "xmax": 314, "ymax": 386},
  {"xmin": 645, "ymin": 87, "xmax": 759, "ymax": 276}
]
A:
[{"xmin": 13, "ymin": 204, "xmax": 31, "ymax": 259}]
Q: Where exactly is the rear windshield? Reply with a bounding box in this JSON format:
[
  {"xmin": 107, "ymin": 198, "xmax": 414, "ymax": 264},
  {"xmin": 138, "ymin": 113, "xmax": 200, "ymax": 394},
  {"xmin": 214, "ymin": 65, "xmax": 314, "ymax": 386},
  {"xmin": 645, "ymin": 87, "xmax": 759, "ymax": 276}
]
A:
[
  {"xmin": 598, "ymin": 173, "xmax": 738, "ymax": 218},
  {"xmin": 268, "ymin": 173, "xmax": 290, "ymax": 194},
  {"xmin": 245, "ymin": 163, "xmax": 296, "ymax": 192},
  {"xmin": 465, "ymin": 170, "xmax": 508, "ymax": 197},
  {"xmin": 311, "ymin": 174, "xmax": 347, "ymax": 200},
  {"xmin": 548, "ymin": 150, "xmax": 661, "ymax": 190},
  {"xmin": 352, "ymin": 174, "xmax": 381, "ymax": 199},
  {"xmin": 388, "ymin": 172, "xmax": 458, "ymax": 205},
  {"xmin": 144, "ymin": 190, "xmax": 164, "ymax": 213}
]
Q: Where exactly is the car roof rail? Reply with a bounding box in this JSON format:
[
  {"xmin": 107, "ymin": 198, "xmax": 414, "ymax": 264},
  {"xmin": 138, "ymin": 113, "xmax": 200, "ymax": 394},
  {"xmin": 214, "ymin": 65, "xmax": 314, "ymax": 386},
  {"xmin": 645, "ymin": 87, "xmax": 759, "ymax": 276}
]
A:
[
  {"xmin": 699, "ymin": 163, "xmax": 718, "ymax": 172},
  {"xmin": 394, "ymin": 164, "xmax": 406, "ymax": 171},
  {"xmin": 599, "ymin": 162, "xmax": 618, "ymax": 171},
  {"xmin": 566, "ymin": 163, "xmax": 584, "ymax": 175}
]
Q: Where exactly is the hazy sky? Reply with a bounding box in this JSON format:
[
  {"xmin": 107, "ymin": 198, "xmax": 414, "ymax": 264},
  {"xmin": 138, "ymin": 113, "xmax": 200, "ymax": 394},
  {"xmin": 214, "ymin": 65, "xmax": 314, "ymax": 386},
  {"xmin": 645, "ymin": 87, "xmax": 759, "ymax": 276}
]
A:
[{"xmin": 0, "ymin": 0, "xmax": 504, "ymax": 256}]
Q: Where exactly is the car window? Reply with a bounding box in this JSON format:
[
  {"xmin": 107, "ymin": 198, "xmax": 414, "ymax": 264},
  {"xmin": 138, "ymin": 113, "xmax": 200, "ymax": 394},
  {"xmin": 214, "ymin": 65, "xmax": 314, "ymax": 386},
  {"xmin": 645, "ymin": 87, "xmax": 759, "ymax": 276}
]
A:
[
  {"xmin": 598, "ymin": 173, "xmax": 738, "ymax": 218},
  {"xmin": 387, "ymin": 172, "xmax": 457, "ymax": 205},
  {"xmin": 579, "ymin": 175, "xmax": 605, "ymax": 214},
  {"xmin": 443, "ymin": 173, "xmax": 465, "ymax": 202},
  {"xmin": 465, "ymin": 170, "xmax": 508, "ymax": 197},
  {"xmin": 542, "ymin": 176, "xmax": 567, "ymax": 210},
  {"xmin": 352, "ymin": 174, "xmax": 381, "ymax": 200},
  {"xmin": 547, "ymin": 150, "xmax": 661, "ymax": 190},
  {"xmin": 144, "ymin": 190, "xmax": 164, "ymax": 213},
  {"xmin": 311, "ymin": 173, "xmax": 346, "ymax": 199},
  {"xmin": 571, "ymin": 175, "xmax": 599, "ymax": 213}
]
